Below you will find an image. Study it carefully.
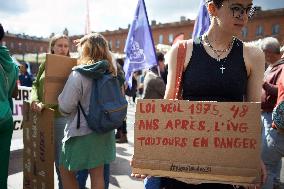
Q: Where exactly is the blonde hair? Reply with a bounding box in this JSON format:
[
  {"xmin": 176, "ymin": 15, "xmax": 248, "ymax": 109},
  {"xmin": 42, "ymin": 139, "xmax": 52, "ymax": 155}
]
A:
[
  {"xmin": 77, "ymin": 33, "xmax": 115, "ymax": 74},
  {"xmin": 49, "ymin": 34, "xmax": 70, "ymax": 56}
]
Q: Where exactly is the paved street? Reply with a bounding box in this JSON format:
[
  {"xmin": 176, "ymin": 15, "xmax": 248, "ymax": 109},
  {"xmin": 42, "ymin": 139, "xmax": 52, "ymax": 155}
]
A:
[{"xmin": 8, "ymin": 103, "xmax": 143, "ymax": 189}]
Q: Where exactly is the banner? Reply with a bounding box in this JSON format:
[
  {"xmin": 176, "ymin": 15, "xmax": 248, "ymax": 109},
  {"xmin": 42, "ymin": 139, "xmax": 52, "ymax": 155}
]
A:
[
  {"xmin": 123, "ymin": 0, "xmax": 157, "ymax": 88},
  {"xmin": 12, "ymin": 86, "xmax": 32, "ymax": 131},
  {"xmin": 192, "ymin": 0, "xmax": 210, "ymax": 39},
  {"xmin": 133, "ymin": 99, "xmax": 261, "ymax": 185}
]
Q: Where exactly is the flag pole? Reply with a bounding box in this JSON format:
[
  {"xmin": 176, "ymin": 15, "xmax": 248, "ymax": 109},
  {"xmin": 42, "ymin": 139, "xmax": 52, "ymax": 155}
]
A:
[{"xmin": 141, "ymin": 0, "xmax": 159, "ymax": 76}]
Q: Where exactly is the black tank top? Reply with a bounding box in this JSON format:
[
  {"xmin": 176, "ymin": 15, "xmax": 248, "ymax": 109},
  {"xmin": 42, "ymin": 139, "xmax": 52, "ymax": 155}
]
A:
[{"xmin": 182, "ymin": 37, "xmax": 247, "ymax": 102}]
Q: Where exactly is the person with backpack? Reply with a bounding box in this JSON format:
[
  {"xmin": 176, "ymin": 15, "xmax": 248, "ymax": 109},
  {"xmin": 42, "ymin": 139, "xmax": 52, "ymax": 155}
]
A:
[
  {"xmin": 0, "ymin": 23, "xmax": 19, "ymax": 189},
  {"xmin": 58, "ymin": 33, "xmax": 125, "ymax": 189}
]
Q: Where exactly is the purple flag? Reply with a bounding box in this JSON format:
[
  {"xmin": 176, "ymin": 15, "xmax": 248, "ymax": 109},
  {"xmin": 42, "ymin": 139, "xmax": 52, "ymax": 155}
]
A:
[
  {"xmin": 192, "ymin": 0, "xmax": 211, "ymax": 39},
  {"xmin": 123, "ymin": 0, "xmax": 157, "ymax": 88}
]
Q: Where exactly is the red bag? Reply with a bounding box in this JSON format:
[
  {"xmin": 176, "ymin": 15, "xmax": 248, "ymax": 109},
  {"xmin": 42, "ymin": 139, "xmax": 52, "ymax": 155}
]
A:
[{"xmin": 173, "ymin": 42, "xmax": 187, "ymax": 100}]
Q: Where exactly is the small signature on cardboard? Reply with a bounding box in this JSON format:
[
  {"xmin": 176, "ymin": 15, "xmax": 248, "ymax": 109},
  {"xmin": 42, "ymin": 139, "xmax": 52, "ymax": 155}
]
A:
[{"xmin": 170, "ymin": 163, "xmax": 212, "ymax": 173}]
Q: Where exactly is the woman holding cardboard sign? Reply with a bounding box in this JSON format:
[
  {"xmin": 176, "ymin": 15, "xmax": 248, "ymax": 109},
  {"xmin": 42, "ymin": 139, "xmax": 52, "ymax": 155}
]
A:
[
  {"xmin": 164, "ymin": 0, "xmax": 265, "ymax": 188},
  {"xmin": 133, "ymin": 0, "xmax": 267, "ymax": 188},
  {"xmin": 31, "ymin": 34, "xmax": 96, "ymax": 189},
  {"xmin": 30, "ymin": 34, "xmax": 71, "ymax": 189}
]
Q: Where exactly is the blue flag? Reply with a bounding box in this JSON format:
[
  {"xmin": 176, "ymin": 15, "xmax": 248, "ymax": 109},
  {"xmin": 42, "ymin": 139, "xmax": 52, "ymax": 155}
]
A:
[
  {"xmin": 192, "ymin": 0, "xmax": 211, "ymax": 39},
  {"xmin": 123, "ymin": 0, "xmax": 157, "ymax": 88}
]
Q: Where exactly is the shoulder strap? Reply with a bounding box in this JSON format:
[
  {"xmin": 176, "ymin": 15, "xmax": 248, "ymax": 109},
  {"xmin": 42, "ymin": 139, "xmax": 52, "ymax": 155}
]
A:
[
  {"xmin": 173, "ymin": 42, "xmax": 187, "ymax": 100},
  {"xmin": 77, "ymin": 102, "xmax": 86, "ymax": 129}
]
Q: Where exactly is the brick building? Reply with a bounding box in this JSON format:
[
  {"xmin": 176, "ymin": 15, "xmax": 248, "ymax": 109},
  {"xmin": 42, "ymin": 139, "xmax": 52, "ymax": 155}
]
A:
[
  {"xmin": 100, "ymin": 8, "xmax": 284, "ymax": 53},
  {"xmin": 2, "ymin": 33, "xmax": 49, "ymax": 55},
  {"xmin": 2, "ymin": 7, "xmax": 284, "ymax": 56}
]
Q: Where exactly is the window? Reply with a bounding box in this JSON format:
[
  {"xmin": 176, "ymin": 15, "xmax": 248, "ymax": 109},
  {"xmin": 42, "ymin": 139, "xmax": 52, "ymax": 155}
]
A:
[
  {"xmin": 256, "ymin": 25, "xmax": 264, "ymax": 36},
  {"xmin": 241, "ymin": 27, "xmax": 248, "ymax": 38},
  {"xmin": 168, "ymin": 34, "xmax": 173, "ymax": 43},
  {"xmin": 115, "ymin": 40, "xmax": 120, "ymax": 49},
  {"xmin": 18, "ymin": 42, "xmax": 22, "ymax": 49},
  {"xmin": 109, "ymin": 40, "xmax": 112, "ymax": 50},
  {"xmin": 10, "ymin": 42, "xmax": 14, "ymax": 49},
  {"xmin": 272, "ymin": 24, "xmax": 280, "ymax": 35},
  {"xmin": 159, "ymin": 34, "xmax": 163, "ymax": 44},
  {"xmin": 2, "ymin": 41, "xmax": 6, "ymax": 46}
]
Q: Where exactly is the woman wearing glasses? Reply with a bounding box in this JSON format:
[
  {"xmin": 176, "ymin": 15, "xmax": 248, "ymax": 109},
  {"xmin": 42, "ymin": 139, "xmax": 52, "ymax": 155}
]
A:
[
  {"xmin": 163, "ymin": 0, "xmax": 265, "ymax": 188},
  {"xmin": 133, "ymin": 0, "xmax": 266, "ymax": 188}
]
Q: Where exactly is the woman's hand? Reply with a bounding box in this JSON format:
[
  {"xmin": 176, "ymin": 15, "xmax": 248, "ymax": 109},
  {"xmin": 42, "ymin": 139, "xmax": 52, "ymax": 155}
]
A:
[
  {"xmin": 130, "ymin": 156, "xmax": 148, "ymax": 179},
  {"xmin": 247, "ymin": 160, "xmax": 267, "ymax": 189},
  {"xmin": 31, "ymin": 101, "xmax": 44, "ymax": 113}
]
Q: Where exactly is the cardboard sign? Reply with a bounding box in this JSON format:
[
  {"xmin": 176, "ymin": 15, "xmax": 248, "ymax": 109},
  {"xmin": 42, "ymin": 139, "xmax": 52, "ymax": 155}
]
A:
[
  {"xmin": 23, "ymin": 102, "xmax": 55, "ymax": 189},
  {"xmin": 12, "ymin": 86, "xmax": 32, "ymax": 131},
  {"xmin": 44, "ymin": 54, "xmax": 77, "ymax": 104},
  {"xmin": 11, "ymin": 86, "xmax": 32, "ymax": 151},
  {"xmin": 133, "ymin": 99, "xmax": 261, "ymax": 186}
]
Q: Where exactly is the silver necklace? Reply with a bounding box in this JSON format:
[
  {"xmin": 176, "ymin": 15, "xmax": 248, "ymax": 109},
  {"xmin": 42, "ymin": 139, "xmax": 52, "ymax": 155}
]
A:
[
  {"xmin": 203, "ymin": 35, "xmax": 235, "ymax": 74},
  {"xmin": 204, "ymin": 35, "xmax": 235, "ymax": 62}
]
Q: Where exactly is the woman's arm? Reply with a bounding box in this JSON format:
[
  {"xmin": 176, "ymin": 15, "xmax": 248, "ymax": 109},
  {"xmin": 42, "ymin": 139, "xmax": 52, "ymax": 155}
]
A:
[
  {"xmin": 30, "ymin": 62, "xmax": 45, "ymax": 112},
  {"xmin": 243, "ymin": 43, "xmax": 265, "ymax": 102},
  {"xmin": 58, "ymin": 71, "xmax": 83, "ymax": 116},
  {"xmin": 164, "ymin": 40, "xmax": 193, "ymax": 99},
  {"xmin": 31, "ymin": 62, "xmax": 45, "ymax": 103}
]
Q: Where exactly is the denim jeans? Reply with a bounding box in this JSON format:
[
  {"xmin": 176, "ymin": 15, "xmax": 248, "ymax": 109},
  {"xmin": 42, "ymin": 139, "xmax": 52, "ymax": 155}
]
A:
[
  {"xmin": 54, "ymin": 116, "xmax": 67, "ymax": 189},
  {"xmin": 76, "ymin": 164, "xmax": 110, "ymax": 189},
  {"xmin": 261, "ymin": 112, "xmax": 284, "ymax": 189},
  {"xmin": 144, "ymin": 176, "xmax": 161, "ymax": 189}
]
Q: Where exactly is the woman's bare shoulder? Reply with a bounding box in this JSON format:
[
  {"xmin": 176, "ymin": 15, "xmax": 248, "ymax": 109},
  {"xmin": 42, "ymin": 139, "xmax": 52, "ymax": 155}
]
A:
[
  {"xmin": 243, "ymin": 42, "xmax": 265, "ymax": 75},
  {"xmin": 243, "ymin": 42, "xmax": 264, "ymax": 63}
]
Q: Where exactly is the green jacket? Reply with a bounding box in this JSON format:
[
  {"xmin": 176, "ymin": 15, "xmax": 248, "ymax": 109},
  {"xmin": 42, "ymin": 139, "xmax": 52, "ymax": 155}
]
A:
[
  {"xmin": 31, "ymin": 62, "xmax": 61, "ymax": 116},
  {"xmin": 0, "ymin": 46, "xmax": 18, "ymax": 123}
]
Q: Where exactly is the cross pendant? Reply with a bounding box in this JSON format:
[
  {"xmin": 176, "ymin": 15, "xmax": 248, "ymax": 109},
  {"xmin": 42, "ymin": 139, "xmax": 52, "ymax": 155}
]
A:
[{"xmin": 220, "ymin": 65, "xmax": 225, "ymax": 74}]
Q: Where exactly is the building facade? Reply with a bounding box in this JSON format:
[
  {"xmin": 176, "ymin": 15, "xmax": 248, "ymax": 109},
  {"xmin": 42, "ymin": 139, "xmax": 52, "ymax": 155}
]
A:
[
  {"xmin": 2, "ymin": 33, "xmax": 49, "ymax": 55},
  {"xmin": 100, "ymin": 8, "xmax": 284, "ymax": 54},
  {"xmin": 2, "ymin": 8, "xmax": 284, "ymax": 56}
]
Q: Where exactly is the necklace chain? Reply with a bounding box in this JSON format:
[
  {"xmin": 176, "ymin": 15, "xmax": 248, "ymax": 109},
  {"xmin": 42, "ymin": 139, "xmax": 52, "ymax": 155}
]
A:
[{"xmin": 204, "ymin": 35, "xmax": 235, "ymax": 62}]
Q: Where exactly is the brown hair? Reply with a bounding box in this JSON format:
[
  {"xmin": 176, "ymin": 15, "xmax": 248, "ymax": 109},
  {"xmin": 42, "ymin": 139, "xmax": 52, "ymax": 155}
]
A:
[
  {"xmin": 206, "ymin": 0, "xmax": 225, "ymax": 9},
  {"xmin": 77, "ymin": 33, "xmax": 115, "ymax": 74},
  {"xmin": 49, "ymin": 34, "xmax": 70, "ymax": 56}
]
